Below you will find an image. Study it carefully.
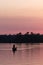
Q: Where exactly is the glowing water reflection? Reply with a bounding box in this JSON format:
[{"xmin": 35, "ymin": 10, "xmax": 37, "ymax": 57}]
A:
[{"xmin": 0, "ymin": 43, "xmax": 43, "ymax": 65}]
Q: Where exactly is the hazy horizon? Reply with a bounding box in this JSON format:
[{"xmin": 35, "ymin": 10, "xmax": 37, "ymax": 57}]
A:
[{"xmin": 0, "ymin": 0, "xmax": 43, "ymax": 34}]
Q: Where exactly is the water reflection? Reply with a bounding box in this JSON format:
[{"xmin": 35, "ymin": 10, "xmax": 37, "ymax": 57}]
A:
[
  {"xmin": 31, "ymin": 47, "xmax": 40, "ymax": 65},
  {"xmin": 0, "ymin": 43, "xmax": 43, "ymax": 65},
  {"xmin": 12, "ymin": 43, "xmax": 40, "ymax": 65}
]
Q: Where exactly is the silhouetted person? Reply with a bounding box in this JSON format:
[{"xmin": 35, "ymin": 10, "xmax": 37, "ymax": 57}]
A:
[
  {"xmin": 13, "ymin": 44, "xmax": 15, "ymax": 48},
  {"xmin": 12, "ymin": 44, "xmax": 17, "ymax": 52}
]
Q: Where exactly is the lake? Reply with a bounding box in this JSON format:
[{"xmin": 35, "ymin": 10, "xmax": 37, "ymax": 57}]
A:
[{"xmin": 0, "ymin": 43, "xmax": 43, "ymax": 65}]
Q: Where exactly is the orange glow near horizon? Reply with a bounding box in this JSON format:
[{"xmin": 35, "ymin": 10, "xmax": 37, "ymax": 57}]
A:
[{"xmin": 0, "ymin": 0, "xmax": 43, "ymax": 34}]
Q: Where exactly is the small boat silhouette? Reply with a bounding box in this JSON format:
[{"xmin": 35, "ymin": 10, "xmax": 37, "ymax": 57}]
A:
[{"xmin": 12, "ymin": 45, "xmax": 17, "ymax": 51}]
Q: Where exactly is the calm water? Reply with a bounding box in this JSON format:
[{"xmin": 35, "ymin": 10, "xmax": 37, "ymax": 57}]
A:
[{"xmin": 0, "ymin": 43, "xmax": 43, "ymax": 65}]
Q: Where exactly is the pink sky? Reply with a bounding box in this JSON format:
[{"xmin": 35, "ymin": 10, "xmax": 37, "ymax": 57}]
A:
[{"xmin": 0, "ymin": 0, "xmax": 43, "ymax": 34}]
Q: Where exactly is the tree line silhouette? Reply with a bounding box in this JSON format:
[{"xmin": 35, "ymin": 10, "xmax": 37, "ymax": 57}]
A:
[{"xmin": 0, "ymin": 32, "xmax": 43, "ymax": 43}]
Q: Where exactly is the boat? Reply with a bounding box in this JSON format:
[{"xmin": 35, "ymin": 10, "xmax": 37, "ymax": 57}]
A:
[
  {"xmin": 12, "ymin": 47, "xmax": 17, "ymax": 51},
  {"xmin": 12, "ymin": 45, "xmax": 17, "ymax": 52}
]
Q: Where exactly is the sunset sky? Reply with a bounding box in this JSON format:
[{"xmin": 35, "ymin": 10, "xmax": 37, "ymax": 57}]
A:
[{"xmin": 0, "ymin": 0, "xmax": 43, "ymax": 34}]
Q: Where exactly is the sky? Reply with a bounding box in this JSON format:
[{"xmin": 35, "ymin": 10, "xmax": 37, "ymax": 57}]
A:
[{"xmin": 0, "ymin": 0, "xmax": 43, "ymax": 34}]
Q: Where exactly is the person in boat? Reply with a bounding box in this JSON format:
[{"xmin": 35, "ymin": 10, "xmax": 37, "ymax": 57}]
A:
[
  {"xmin": 12, "ymin": 44, "xmax": 17, "ymax": 51},
  {"xmin": 13, "ymin": 44, "xmax": 15, "ymax": 48}
]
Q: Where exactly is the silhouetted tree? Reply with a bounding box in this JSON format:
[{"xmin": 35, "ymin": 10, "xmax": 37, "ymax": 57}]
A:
[{"xmin": 0, "ymin": 32, "xmax": 43, "ymax": 43}]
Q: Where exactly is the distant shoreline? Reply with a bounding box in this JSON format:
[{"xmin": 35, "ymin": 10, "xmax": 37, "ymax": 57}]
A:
[{"xmin": 0, "ymin": 32, "xmax": 43, "ymax": 43}]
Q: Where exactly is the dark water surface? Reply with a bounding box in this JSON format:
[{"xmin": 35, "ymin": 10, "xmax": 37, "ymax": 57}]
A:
[{"xmin": 0, "ymin": 43, "xmax": 43, "ymax": 65}]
